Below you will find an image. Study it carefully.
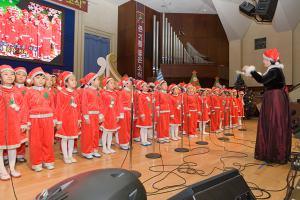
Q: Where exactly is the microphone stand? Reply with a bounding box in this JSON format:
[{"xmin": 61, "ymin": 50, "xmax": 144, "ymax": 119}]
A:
[
  {"xmin": 175, "ymin": 91, "xmax": 189, "ymax": 152},
  {"xmin": 128, "ymin": 82, "xmax": 141, "ymax": 176},
  {"xmin": 196, "ymin": 93, "xmax": 208, "ymax": 145},
  {"xmin": 145, "ymin": 90, "xmax": 162, "ymax": 159}
]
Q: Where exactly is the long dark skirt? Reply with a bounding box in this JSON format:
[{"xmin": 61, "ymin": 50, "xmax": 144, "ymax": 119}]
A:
[{"xmin": 254, "ymin": 89, "xmax": 291, "ymax": 164}]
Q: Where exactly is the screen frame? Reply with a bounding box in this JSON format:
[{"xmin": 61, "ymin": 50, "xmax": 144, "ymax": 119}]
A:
[{"xmin": 0, "ymin": 0, "xmax": 65, "ymax": 66}]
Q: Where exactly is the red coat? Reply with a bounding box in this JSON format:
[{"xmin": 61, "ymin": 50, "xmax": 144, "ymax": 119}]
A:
[
  {"xmin": 81, "ymin": 87, "xmax": 102, "ymax": 118},
  {"xmin": 29, "ymin": 22, "xmax": 38, "ymax": 48},
  {"xmin": 18, "ymin": 20, "xmax": 31, "ymax": 51},
  {"xmin": 219, "ymin": 96, "xmax": 226, "ymax": 120},
  {"xmin": 237, "ymin": 97, "xmax": 245, "ymax": 117},
  {"xmin": 0, "ymin": 14, "xmax": 5, "ymax": 40},
  {"xmin": 39, "ymin": 23, "xmax": 52, "ymax": 57},
  {"xmin": 52, "ymin": 22, "xmax": 61, "ymax": 51},
  {"xmin": 56, "ymin": 88, "xmax": 81, "ymax": 138},
  {"xmin": 136, "ymin": 92, "xmax": 153, "ymax": 128},
  {"xmin": 198, "ymin": 96, "xmax": 210, "ymax": 122},
  {"xmin": 15, "ymin": 84, "xmax": 28, "ymax": 96},
  {"xmin": 155, "ymin": 91, "xmax": 171, "ymax": 138},
  {"xmin": 14, "ymin": 84, "xmax": 29, "ymax": 143},
  {"xmin": 100, "ymin": 89, "xmax": 122, "ymax": 131},
  {"xmin": 118, "ymin": 89, "xmax": 132, "ymax": 144},
  {"xmin": 169, "ymin": 94, "xmax": 182, "ymax": 125},
  {"xmin": 5, "ymin": 20, "xmax": 19, "ymax": 44},
  {"xmin": 210, "ymin": 95, "xmax": 221, "ymax": 132},
  {"xmin": 26, "ymin": 87, "xmax": 57, "ymax": 122},
  {"xmin": 0, "ymin": 86, "xmax": 27, "ymax": 149},
  {"xmin": 231, "ymin": 97, "xmax": 239, "ymax": 125},
  {"xmin": 184, "ymin": 93, "xmax": 199, "ymax": 135},
  {"xmin": 223, "ymin": 97, "xmax": 231, "ymax": 127}
]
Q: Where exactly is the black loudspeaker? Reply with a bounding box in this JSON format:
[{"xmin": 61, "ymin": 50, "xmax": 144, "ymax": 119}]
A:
[
  {"xmin": 239, "ymin": 1, "xmax": 256, "ymax": 17},
  {"xmin": 255, "ymin": 0, "xmax": 278, "ymax": 22},
  {"xmin": 168, "ymin": 169, "xmax": 256, "ymax": 200},
  {"xmin": 35, "ymin": 168, "xmax": 147, "ymax": 200}
]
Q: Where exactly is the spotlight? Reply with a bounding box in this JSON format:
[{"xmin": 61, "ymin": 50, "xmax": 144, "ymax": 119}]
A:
[{"xmin": 239, "ymin": 1, "xmax": 256, "ymax": 17}]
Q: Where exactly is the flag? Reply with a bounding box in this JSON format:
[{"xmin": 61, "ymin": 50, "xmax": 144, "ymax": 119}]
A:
[{"xmin": 156, "ymin": 68, "xmax": 164, "ymax": 81}]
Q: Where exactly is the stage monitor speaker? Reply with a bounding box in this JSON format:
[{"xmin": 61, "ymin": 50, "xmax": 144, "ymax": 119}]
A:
[
  {"xmin": 35, "ymin": 168, "xmax": 147, "ymax": 200},
  {"xmin": 168, "ymin": 169, "xmax": 256, "ymax": 200},
  {"xmin": 239, "ymin": 1, "xmax": 256, "ymax": 17},
  {"xmin": 255, "ymin": 0, "xmax": 278, "ymax": 22}
]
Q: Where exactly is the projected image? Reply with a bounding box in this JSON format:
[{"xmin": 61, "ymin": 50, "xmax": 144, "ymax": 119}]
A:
[{"xmin": 0, "ymin": 0, "xmax": 63, "ymax": 63}]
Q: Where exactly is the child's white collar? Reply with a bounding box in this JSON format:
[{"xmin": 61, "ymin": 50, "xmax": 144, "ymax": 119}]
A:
[{"xmin": 33, "ymin": 86, "xmax": 44, "ymax": 91}]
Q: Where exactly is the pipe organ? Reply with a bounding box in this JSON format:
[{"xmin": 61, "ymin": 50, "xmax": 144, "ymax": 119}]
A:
[{"xmin": 152, "ymin": 13, "xmax": 213, "ymax": 77}]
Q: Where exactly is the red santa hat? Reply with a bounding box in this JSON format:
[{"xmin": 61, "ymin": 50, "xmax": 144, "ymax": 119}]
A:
[
  {"xmin": 79, "ymin": 77, "xmax": 86, "ymax": 86},
  {"xmin": 14, "ymin": 67, "xmax": 27, "ymax": 75},
  {"xmin": 154, "ymin": 80, "xmax": 160, "ymax": 86},
  {"xmin": 121, "ymin": 75, "xmax": 130, "ymax": 87},
  {"xmin": 56, "ymin": 72, "xmax": 64, "ymax": 87},
  {"xmin": 85, "ymin": 73, "xmax": 98, "ymax": 85},
  {"xmin": 0, "ymin": 65, "xmax": 14, "ymax": 73},
  {"xmin": 168, "ymin": 84, "xmax": 178, "ymax": 92},
  {"xmin": 102, "ymin": 77, "xmax": 113, "ymax": 87},
  {"xmin": 22, "ymin": 9, "xmax": 29, "ymax": 14},
  {"xmin": 263, "ymin": 48, "xmax": 280, "ymax": 63},
  {"xmin": 186, "ymin": 83, "xmax": 194, "ymax": 89},
  {"xmin": 159, "ymin": 80, "xmax": 167, "ymax": 85},
  {"xmin": 27, "ymin": 67, "xmax": 45, "ymax": 83},
  {"xmin": 61, "ymin": 71, "xmax": 73, "ymax": 84},
  {"xmin": 137, "ymin": 81, "xmax": 147, "ymax": 90},
  {"xmin": 134, "ymin": 80, "xmax": 142, "ymax": 88},
  {"xmin": 38, "ymin": 14, "xmax": 45, "ymax": 20}
]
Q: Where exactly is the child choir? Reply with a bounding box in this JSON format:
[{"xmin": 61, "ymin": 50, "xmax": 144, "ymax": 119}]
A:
[{"xmin": 0, "ymin": 65, "xmax": 245, "ymax": 180}]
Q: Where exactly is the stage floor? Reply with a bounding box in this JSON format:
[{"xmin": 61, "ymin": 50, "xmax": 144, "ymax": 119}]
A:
[{"xmin": 1, "ymin": 119, "xmax": 297, "ymax": 200}]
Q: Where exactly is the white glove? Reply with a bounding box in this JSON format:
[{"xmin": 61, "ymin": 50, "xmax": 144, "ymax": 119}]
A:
[{"xmin": 242, "ymin": 65, "xmax": 256, "ymax": 77}]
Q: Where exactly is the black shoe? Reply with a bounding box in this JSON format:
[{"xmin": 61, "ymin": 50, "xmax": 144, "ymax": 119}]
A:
[
  {"xmin": 4, "ymin": 159, "xmax": 9, "ymax": 166},
  {"xmin": 17, "ymin": 158, "xmax": 27, "ymax": 163}
]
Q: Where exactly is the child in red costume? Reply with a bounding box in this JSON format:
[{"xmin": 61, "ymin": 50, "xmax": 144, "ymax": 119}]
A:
[
  {"xmin": 14, "ymin": 67, "xmax": 28, "ymax": 163},
  {"xmin": 0, "ymin": 65, "xmax": 27, "ymax": 180},
  {"xmin": 100, "ymin": 77, "xmax": 122, "ymax": 154},
  {"xmin": 56, "ymin": 71, "xmax": 81, "ymax": 164},
  {"xmin": 118, "ymin": 76, "xmax": 132, "ymax": 150},
  {"xmin": 26, "ymin": 67, "xmax": 61, "ymax": 172},
  {"xmin": 198, "ymin": 89, "xmax": 210, "ymax": 135},
  {"xmin": 219, "ymin": 90, "xmax": 226, "ymax": 131},
  {"xmin": 210, "ymin": 88, "xmax": 221, "ymax": 133},
  {"xmin": 81, "ymin": 73, "xmax": 102, "ymax": 159},
  {"xmin": 156, "ymin": 80, "xmax": 171, "ymax": 143},
  {"xmin": 184, "ymin": 84, "xmax": 199, "ymax": 138},
  {"xmin": 237, "ymin": 91, "xmax": 245, "ymax": 127},
  {"xmin": 223, "ymin": 90, "xmax": 231, "ymax": 129},
  {"xmin": 230, "ymin": 89, "xmax": 239, "ymax": 127},
  {"xmin": 136, "ymin": 81, "xmax": 152, "ymax": 146},
  {"xmin": 169, "ymin": 84, "xmax": 182, "ymax": 141},
  {"xmin": 133, "ymin": 80, "xmax": 142, "ymax": 142}
]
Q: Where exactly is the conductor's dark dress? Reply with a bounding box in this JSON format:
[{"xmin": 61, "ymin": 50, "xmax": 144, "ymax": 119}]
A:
[{"xmin": 251, "ymin": 66, "xmax": 291, "ymax": 164}]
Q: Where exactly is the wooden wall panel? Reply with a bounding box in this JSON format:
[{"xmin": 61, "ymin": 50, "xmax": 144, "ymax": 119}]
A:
[{"xmin": 117, "ymin": 1, "xmax": 136, "ymax": 77}]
